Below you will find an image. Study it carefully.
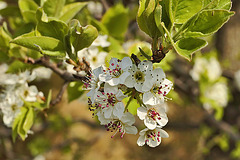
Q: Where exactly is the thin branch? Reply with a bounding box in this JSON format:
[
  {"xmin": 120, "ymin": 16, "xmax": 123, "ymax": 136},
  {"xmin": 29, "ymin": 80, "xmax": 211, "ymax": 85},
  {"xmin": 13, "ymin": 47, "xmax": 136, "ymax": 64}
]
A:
[
  {"xmin": 100, "ymin": 0, "xmax": 109, "ymax": 10},
  {"xmin": 50, "ymin": 81, "xmax": 69, "ymax": 106}
]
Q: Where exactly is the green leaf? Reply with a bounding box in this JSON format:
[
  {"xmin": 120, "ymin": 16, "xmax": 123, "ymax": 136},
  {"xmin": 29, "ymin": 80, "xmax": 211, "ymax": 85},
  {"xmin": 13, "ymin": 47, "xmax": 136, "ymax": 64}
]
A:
[
  {"xmin": 7, "ymin": 60, "xmax": 33, "ymax": 73},
  {"xmin": 174, "ymin": 37, "xmax": 208, "ymax": 60},
  {"xmin": 10, "ymin": 36, "xmax": 66, "ymax": 57},
  {"xmin": 46, "ymin": 90, "xmax": 52, "ymax": 109},
  {"xmin": 137, "ymin": 0, "xmax": 161, "ymax": 38},
  {"xmin": 59, "ymin": 2, "xmax": 87, "ymax": 23},
  {"xmin": 23, "ymin": 107, "xmax": 35, "ymax": 133},
  {"xmin": 123, "ymin": 96, "xmax": 139, "ymax": 115},
  {"xmin": 102, "ymin": 3, "xmax": 129, "ymax": 39},
  {"xmin": 88, "ymin": 17, "xmax": 108, "ymax": 34},
  {"xmin": 154, "ymin": 4, "xmax": 164, "ymax": 36},
  {"xmin": 67, "ymin": 81, "xmax": 84, "ymax": 102},
  {"xmin": 36, "ymin": 8, "xmax": 68, "ymax": 42},
  {"xmin": 203, "ymin": 0, "xmax": 219, "ymax": 9},
  {"xmin": 18, "ymin": 0, "xmax": 39, "ymax": 23},
  {"xmin": 0, "ymin": 26, "xmax": 12, "ymax": 49},
  {"xmin": 0, "ymin": 5, "xmax": 21, "ymax": 17},
  {"xmin": 69, "ymin": 20, "xmax": 98, "ymax": 52},
  {"xmin": 169, "ymin": 0, "xmax": 203, "ymax": 24},
  {"xmin": 42, "ymin": 0, "xmax": 65, "ymax": 17},
  {"xmin": 185, "ymin": 10, "xmax": 234, "ymax": 37},
  {"xmin": 17, "ymin": 107, "xmax": 28, "ymax": 140},
  {"xmin": 12, "ymin": 111, "xmax": 22, "ymax": 142},
  {"xmin": 215, "ymin": 0, "xmax": 232, "ymax": 10}
]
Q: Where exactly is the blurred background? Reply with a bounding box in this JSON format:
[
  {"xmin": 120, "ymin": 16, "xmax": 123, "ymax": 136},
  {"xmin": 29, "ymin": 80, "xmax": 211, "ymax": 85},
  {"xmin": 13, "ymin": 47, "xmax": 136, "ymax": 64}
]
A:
[{"xmin": 0, "ymin": 0, "xmax": 240, "ymax": 160}]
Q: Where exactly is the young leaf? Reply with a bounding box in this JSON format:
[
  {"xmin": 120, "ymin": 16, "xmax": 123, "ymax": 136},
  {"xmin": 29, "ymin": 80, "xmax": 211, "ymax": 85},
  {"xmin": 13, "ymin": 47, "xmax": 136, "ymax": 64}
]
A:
[
  {"xmin": 59, "ymin": 2, "xmax": 87, "ymax": 23},
  {"xmin": 137, "ymin": 0, "xmax": 161, "ymax": 38},
  {"xmin": 174, "ymin": 37, "xmax": 208, "ymax": 60},
  {"xmin": 18, "ymin": 0, "xmax": 39, "ymax": 23},
  {"xmin": 42, "ymin": 0, "xmax": 65, "ymax": 18},
  {"xmin": 46, "ymin": 90, "xmax": 52, "ymax": 109},
  {"xmin": 36, "ymin": 8, "xmax": 68, "ymax": 43},
  {"xmin": 10, "ymin": 36, "xmax": 66, "ymax": 57},
  {"xmin": 0, "ymin": 26, "xmax": 12, "ymax": 49},
  {"xmin": 203, "ymin": 0, "xmax": 219, "ymax": 9},
  {"xmin": 102, "ymin": 3, "xmax": 129, "ymax": 40},
  {"xmin": 69, "ymin": 20, "xmax": 98, "ymax": 52},
  {"xmin": 215, "ymin": 0, "xmax": 232, "ymax": 10},
  {"xmin": 23, "ymin": 107, "xmax": 35, "ymax": 133},
  {"xmin": 67, "ymin": 81, "xmax": 84, "ymax": 102},
  {"xmin": 169, "ymin": 0, "xmax": 203, "ymax": 24},
  {"xmin": 12, "ymin": 112, "xmax": 22, "ymax": 142},
  {"xmin": 185, "ymin": 10, "xmax": 234, "ymax": 37},
  {"xmin": 17, "ymin": 107, "xmax": 28, "ymax": 140}
]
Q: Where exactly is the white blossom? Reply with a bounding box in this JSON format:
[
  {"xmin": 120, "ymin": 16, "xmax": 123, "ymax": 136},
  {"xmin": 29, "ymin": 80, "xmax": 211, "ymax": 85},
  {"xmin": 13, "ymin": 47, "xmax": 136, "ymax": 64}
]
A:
[
  {"xmin": 84, "ymin": 66, "xmax": 104, "ymax": 104},
  {"xmin": 0, "ymin": 93, "xmax": 23, "ymax": 127},
  {"xmin": 92, "ymin": 35, "xmax": 110, "ymax": 48},
  {"xmin": 95, "ymin": 83, "xmax": 127, "ymax": 119},
  {"xmin": 98, "ymin": 112, "xmax": 138, "ymax": 138},
  {"xmin": 125, "ymin": 60, "xmax": 153, "ymax": 92},
  {"xmin": 137, "ymin": 104, "xmax": 168, "ymax": 130},
  {"xmin": 190, "ymin": 57, "xmax": 222, "ymax": 82},
  {"xmin": 99, "ymin": 57, "xmax": 132, "ymax": 86},
  {"xmin": 78, "ymin": 47, "xmax": 107, "ymax": 69},
  {"xmin": 203, "ymin": 82, "xmax": 228, "ymax": 110},
  {"xmin": 142, "ymin": 68, "xmax": 173, "ymax": 105},
  {"xmin": 17, "ymin": 83, "xmax": 39, "ymax": 102},
  {"xmin": 137, "ymin": 127, "xmax": 169, "ymax": 147},
  {"xmin": 87, "ymin": 1, "xmax": 103, "ymax": 17},
  {"xmin": 33, "ymin": 67, "xmax": 52, "ymax": 80}
]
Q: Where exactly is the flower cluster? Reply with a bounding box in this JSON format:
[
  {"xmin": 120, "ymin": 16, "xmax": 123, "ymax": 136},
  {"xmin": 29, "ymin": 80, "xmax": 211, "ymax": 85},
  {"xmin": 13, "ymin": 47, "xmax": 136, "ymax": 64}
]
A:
[
  {"xmin": 85, "ymin": 57, "xmax": 173, "ymax": 147},
  {"xmin": 0, "ymin": 64, "xmax": 45, "ymax": 128}
]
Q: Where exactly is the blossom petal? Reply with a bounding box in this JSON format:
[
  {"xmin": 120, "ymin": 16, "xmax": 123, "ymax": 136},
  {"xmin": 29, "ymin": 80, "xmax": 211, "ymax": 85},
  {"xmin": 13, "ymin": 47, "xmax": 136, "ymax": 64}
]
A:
[
  {"xmin": 104, "ymin": 83, "xmax": 118, "ymax": 94},
  {"xmin": 109, "ymin": 58, "xmax": 118, "ymax": 69},
  {"xmin": 148, "ymin": 138, "xmax": 161, "ymax": 147},
  {"xmin": 137, "ymin": 106, "xmax": 147, "ymax": 120},
  {"xmin": 124, "ymin": 75, "xmax": 135, "ymax": 88},
  {"xmin": 103, "ymin": 107, "xmax": 112, "ymax": 119},
  {"xmin": 158, "ymin": 128, "xmax": 169, "ymax": 138},
  {"xmin": 138, "ymin": 60, "xmax": 153, "ymax": 72},
  {"xmin": 120, "ymin": 57, "xmax": 132, "ymax": 71},
  {"xmin": 156, "ymin": 114, "xmax": 168, "ymax": 127},
  {"xmin": 137, "ymin": 135, "xmax": 146, "ymax": 146},
  {"xmin": 113, "ymin": 102, "xmax": 124, "ymax": 118},
  {"xmin": 144, "ymin": 117, "xmax": 157, "ymax": 130},
  {"xmin": 143, "ymin": 92, "xmax": 160, "ymax": 105},
  {"xmin": 125, "ymin": 125, "xmax": 138, "ymax": 135}
]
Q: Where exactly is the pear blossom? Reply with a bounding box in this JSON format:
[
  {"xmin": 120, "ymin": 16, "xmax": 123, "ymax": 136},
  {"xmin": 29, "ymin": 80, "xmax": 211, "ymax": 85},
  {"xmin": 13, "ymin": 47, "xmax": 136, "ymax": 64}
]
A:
[
  {"xmin": 98, "ymin": 112, "xmax": 138, "ymax": 138},
  {"xmin": 91, "ymin": 35, "xmax": 110, "ymax": 48},
  {"xmin": 17, "ymin": 83, "xmax": 39, "ymax": 102},
  {"xmin": 95, "ymin": 83, "xmax": 127, "ymax": 119},
  {"xmin": 203, "ymin": 82, "xmax": 228, "ymax": 110},
  {"xmin": 78, "ymin": 47, "xmax": 107, "ymax": 69},
  {"xmin": 33, "ymin": 67, "xmax": 52, "ymax": 80},
  {"xmin": 125, "ymin": 60, "xmax": 153, "ymax": 92},
  {"xmin": 190, "ymin": 57, "xmax": 222, "ymax": 82},
  {"xmin": 137, "ymin": 104, "xmax": 168, "ymax": 130},
  {"xmin": 87, "ymin": 1, "xmax": 103, "ymax": 18},
  {"xmin": 84, "ymin": 66, "xmax": 104, "ymax": 104},
  {"xmin": 99, "ymin": 57, "xmax": 132, "ymax": 86},
  {"xmin": 137, "ymin": 127, "xmax": 169, "ymax": 147},
  {"xmin": 143, "ymin": 68, "xmax": 173, "ymax": 105},
  {"xmin": 0, "ymin": 93, "xmax": 23, "ymax": 127}
]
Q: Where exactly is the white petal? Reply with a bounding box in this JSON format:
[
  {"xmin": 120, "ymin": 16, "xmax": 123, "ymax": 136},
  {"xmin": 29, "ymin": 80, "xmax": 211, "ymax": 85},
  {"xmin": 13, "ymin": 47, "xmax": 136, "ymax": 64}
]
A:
[
  {"xmin": 137, "ymin": 106, "xmax": 147, "ymax": 120},
  {"xmin": 139, "ymin": 128, "xmax": 148, "ymax": 136},
  {"xmin": 104, "ymin": 83, "xmax": 118, "ymax": 94},
  {"xmin": 148, "ymin": 138, "xmax": 161, "ymax": 147},
  {"xmin": 134, "ymin": 82, "xmax": 143, "ymax": 92},
  {"xmin": 107, "ymin": 77, "xmax": 120, "ymax": 86},
  {"xmin": 118, "ymin": 72, "xmax": 130, "ymax": 84},
  {"xmin": 93, "ymin": 66, "xmax": 103, "ymax": 77},
  {"xmin": 109, "ymin": 58, "xmax": 118, "ymax": 69},
  {"xmin": 156, "ymin": 114, "xmax": 168, "ymax": 127},
  {"xmin": 138, "ymin": 60, "xmax": 153, "ymax": 72},
  {"xmin": 143, "ymin": 92, "xmax": 159, "ymax": 105},
  {"xmin": 120, "ymin": 57, "xmax": 132, "ymax": 71},
  {"xmin": 115, "ymin": 90, "xmax": 127, "ymax": 101},
  {"xmin": 103, "ymin": 107, "xmax": 113, "ymax": 119},
  {"xmin": 144, "ymin": 117, "xmax": 157, "ymax": 130},
  {"xmin": 121, "ymin": 112, "xmax": 135, "ymax": 125},
  {"xmin": 113, "ymin": 103, "xmax": 124, "ymax": 118},
  {"xmin": 124, "ymin": 75, "xmax": 135, "ymax": 88},
  {"xmin": 137, "ymin": 135, "xmax": 146, "ymax": 146},
  {"xmin": 158, "ymin": 128, "xmax": 169, "ymax": 138},
  {"xmin": 125, "ymin": 125, "xmax": 138, "ymax": 135},
  {"xmin": 152, "ymin": 68, "xmax": 165, "ymax": 82}
]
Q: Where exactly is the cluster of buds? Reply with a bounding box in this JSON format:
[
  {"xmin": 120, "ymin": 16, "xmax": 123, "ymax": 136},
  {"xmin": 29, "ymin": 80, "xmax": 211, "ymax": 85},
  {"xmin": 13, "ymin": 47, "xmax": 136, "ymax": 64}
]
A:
[{"xmin": 84, "ymin": 56, "xmax": 173, "ymax": 147}]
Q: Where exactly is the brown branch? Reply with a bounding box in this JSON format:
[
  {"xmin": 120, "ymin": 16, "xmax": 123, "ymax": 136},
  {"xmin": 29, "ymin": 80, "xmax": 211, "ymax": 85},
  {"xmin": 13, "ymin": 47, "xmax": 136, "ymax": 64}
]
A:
[
  {"xmin": 100, "ymin": 0, "xmax": 109, "ymax": 10},
  {"xmin": 50, "ymin": 81, "xmax": 69, "ymax": 106},
  {"xmin": 131, "ymin": 54, "xmax": 141, "ymax": 66}
]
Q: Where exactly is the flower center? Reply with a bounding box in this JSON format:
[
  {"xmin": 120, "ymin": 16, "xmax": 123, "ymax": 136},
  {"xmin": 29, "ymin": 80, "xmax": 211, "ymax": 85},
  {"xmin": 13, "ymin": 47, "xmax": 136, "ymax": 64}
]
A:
[
  {"xmin": 106, "ymin": 93, "xmax": 117, "ymax": 107},
  {"xmin": 105, "ymin": 120, "xmax": 125, "ymax": 138},
  {"xmin": 147, "ymin": 108, "xmax": 161, "ymax": 121},
  {"xmin": 109, "ymin": 64, "xmax": 122, "ymax": 78},
  {"xmin": 92, "ymin": 56, "xmax": 97, "ymax": 62},
  {"xmin": 145, "ymin": 130, "xmax": 161, "ymax": 143},
  {"xmin": 11, "ymin": 104, "xmax": 17, "ymax": 111},
  {"xmin": 134, "ymin": 71, "xmax": 145, "ymax": 82}
]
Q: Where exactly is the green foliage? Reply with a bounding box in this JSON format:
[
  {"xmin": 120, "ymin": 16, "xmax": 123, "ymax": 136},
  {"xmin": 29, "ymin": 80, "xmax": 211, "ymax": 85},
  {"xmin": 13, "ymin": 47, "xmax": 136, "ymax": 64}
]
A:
[
  {"xmin": 42, "ymin": 0, "xmax": 66, "ymax": 18},
  {"xmin": 18, "ymin": 0, "xmax": 39, "ymax": 23},
  {"xmin": 10, "ymin": 36, "xmax": 66, "ymax": 57},
  {"xmin": 36, "ymin": 8, "xmax": 68, "ymax": 43},
  {"xmin": 59, "ymin": 2, "xmax": 87, "ymax": 23},
  {"xmin": 67, "ymin": 81, "xmax": 84, "ymax": 102},
  {"xmin": 102, "ymin": 3, "xmax": 129, "ymax": 40},
  {"xmin": 67, "ymin": 19, "xmax": 98, "ymax": 57},
  {"xmin": 137, "ymin": 0, "xmax": 161, "ymax": 38}
]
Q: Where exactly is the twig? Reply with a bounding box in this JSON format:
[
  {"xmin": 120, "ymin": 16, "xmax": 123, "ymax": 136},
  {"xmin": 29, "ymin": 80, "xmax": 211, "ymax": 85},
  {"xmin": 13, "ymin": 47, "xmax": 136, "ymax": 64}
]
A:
[
  {"xmin": 100, "ymin": 0, "xmax": 109, "ymax": 10},
  {"xmin": 50, "ymin": 81, "xmax": 69, "ymax": 106},
  {"xmin": 131, "ymin": 53, "xmax": 141, "ymax": 66}
]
